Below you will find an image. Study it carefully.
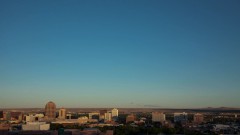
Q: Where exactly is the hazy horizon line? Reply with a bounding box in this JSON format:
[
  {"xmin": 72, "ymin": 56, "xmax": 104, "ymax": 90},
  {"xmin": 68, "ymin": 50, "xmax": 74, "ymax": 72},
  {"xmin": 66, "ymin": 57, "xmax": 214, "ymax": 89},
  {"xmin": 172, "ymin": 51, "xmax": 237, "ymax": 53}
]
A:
[{"xmin": 1, "ymin": 106, "xmax": 240, "ymax": 110}]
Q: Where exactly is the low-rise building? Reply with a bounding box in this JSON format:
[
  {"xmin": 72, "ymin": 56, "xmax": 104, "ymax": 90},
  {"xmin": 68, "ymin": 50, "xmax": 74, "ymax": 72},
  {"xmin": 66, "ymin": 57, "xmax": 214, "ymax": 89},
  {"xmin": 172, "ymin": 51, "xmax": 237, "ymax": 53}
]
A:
[
  {"xmin": 0, "ymin": 124, "xmax": 10, "ymax": 130},
  {"xmin": 152, "ymin": 112, "xmax": 165, "ymax": 123},
  {"xmin": 25, "ymin": 113, "xmax": 45, "ymax": 122},
  {"xmin": 78, "ymin": 116, "xmax": 88, "ymax": 124},
  {"xmin": 89, "ymin": 112, "xmax": 99, "ymax": 120},
  {"xmin": 22, "ymin": 122, "xmax": 50, "ymax": 131},
  {"xmin": 126, "ymin": 114, "xmax": 135, "ymax": 123},
  {"xmin": 194, "ymin": 113, "xmax": 204, "ymax": 124},
  {"xmin": 174, "ymin": 112, "xmax": 188, "ymax": 123}
]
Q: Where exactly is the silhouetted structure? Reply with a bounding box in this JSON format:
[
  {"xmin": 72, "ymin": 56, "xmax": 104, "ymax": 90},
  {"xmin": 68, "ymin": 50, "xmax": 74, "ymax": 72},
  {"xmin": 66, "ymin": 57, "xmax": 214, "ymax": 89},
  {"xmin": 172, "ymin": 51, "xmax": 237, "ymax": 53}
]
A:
[
  {"xmin": 0, "ymin": 111, "xmax": 3, "ymax": 119},
  {"xmin": 100, "ymin": 110, "xmax": 107, "ymax": 115},
  {"xmin": 174, "ymin": 112, "xmax": 188, "ymax": 123},
  {"xmin": 10, "ymin": 112, "xmax": 23, "ymax": 121}
]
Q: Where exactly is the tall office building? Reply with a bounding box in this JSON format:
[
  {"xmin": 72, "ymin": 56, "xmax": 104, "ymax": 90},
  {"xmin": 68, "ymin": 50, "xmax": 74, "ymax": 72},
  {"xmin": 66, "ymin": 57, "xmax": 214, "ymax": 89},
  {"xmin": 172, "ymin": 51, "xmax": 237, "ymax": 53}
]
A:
[
  {"xmin": 45, "ymin": 101, "xmax": 56, "ymax": 119},
  {"xmin": 152, "ymin": 112, "xmax": 165, "ymax": 123},
  {"xmin": 111, "ymin": 108, "xmax": 118, "ymax": 118},
  {"xmin": 104, "ymin": 112, "xmax": 112, "ymax": 122},
  {"xmin": 194, "ymin": 113, "xmax": 204, "ymax": 124},
  {"xmin": 58, "ymin": 108, "xmax": 66, "ymax": 119}
]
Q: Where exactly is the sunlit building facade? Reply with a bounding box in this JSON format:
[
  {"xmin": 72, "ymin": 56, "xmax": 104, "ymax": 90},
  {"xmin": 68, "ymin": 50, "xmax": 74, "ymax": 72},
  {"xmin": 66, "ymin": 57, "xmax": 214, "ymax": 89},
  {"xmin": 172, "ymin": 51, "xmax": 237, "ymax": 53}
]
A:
[
  {"xmin": 45, "ymin": 101, "xmax": 56, "ymax": 119},
  {"xmin": 58, "ymin": 108, "xmax": 66, "ymax": 119},
  {"xmin": 104, "ymin": 112, "xmax": 112, "ymax": 122},
  {"xmin": 152, "ymin": 112, "xmax": 165, "ymax": 123},
  {"xmin": 111, "ymin": 108, "xmax": 118, "ymax": 118}
]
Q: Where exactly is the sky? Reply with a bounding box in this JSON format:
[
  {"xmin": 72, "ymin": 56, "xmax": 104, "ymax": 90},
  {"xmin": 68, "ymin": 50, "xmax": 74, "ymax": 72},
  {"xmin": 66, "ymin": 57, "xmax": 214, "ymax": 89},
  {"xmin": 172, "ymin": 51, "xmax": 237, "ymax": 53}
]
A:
[{"xmin": 0, "ymin": 0, "xmax": 240, "ymax": 108}]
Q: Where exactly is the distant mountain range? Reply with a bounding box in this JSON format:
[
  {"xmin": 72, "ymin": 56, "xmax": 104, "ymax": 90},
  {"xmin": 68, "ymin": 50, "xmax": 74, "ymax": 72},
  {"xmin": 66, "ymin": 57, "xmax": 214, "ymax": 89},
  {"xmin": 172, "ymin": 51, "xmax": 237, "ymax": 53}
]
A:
[
  {"xmin": 1, "ymin": 107, "xmax": 240, "ymax": 113},
  {"xmin": 197, "ymin": 107, "xmax": 240, "ymax": 110}
]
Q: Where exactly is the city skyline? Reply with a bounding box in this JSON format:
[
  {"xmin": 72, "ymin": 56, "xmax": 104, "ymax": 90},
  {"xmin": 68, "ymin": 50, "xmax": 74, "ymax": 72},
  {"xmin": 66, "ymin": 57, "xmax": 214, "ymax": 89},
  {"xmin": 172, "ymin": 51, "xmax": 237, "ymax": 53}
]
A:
[{"xmin": 1, "ymin": 0, "xmax": 240, "ymax": 108}]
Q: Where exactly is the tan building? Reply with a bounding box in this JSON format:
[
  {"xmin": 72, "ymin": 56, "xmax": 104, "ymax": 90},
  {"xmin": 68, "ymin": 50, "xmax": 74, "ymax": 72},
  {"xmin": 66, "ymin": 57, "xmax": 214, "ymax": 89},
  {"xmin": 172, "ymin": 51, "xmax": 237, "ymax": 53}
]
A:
[
  {"xmin": 194, "ymin": 113, "xmax": 204, "ymax": 124},
  {"xmin": 78, "ymin": 116, "xmax": 88, "ymax": 124},
  {"xmin": 25, "ymin": 115, "xmax": 36, "ymax": 122},
  {"xmin": 22, "ymin": 122, "xmax": 50, "ymax": 131},
  {"xmin": 58, "ymin": 108, "xmax": 66, "ymax": 119},
  {"xmin": 126, "ymin": 114, "xmax": 135, "ymax": 123},
  {"xmin": 0, "ymin": 124, "xmax": 10, "ymax": 130},
  {"xmin": 104, "ymin": 112, "xmax": 112, "ymax": 122},
  {"xmin": 105, "ymin": 130, "xmax": 114, "ymax": 135},
  {"xmin": 152, "ymin": 112, "xmax": 165, "ymax": 123},
  {"xmin": 45, "ymin": 101, "xmax": 56, "ymax": 119}
]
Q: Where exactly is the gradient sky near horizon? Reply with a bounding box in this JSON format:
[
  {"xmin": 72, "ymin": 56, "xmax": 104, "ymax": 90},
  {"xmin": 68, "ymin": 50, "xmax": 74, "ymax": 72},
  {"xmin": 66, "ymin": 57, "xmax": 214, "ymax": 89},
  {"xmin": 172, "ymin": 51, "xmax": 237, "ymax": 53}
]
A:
[{"xmin": 1, "ymin": 0, "xmax": 240, "ymax": 108}]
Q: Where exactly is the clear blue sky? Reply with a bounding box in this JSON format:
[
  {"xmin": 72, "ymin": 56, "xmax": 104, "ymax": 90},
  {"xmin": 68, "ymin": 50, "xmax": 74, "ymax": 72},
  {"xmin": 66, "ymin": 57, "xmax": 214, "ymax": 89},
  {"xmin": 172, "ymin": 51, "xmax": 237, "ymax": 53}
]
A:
[{"xmin": 1, "ymin": 0, "xmax": 240, "ymax": 108}]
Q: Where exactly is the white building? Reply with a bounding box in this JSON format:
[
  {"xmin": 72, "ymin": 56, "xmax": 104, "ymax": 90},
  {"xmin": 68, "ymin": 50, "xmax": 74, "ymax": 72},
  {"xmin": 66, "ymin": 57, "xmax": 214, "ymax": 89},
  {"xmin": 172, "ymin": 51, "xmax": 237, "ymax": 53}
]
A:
[
  {"xmin": 22, "ymin": 122, "xmax": 50, "ymax": 131},
  {"xmin": 25, "ymin": 113, "xmax": 44, "ymax": 122},
  {"xmin": 111, "ymin": 108, "xmax": 118, "ymax": 118},
  {"xmin": 152, "ymin": 112, "xmax": 165, "ymax": 122},
  {"xmin": 214, "ymin": 124, "xmax": 230, "ymax": 131}
]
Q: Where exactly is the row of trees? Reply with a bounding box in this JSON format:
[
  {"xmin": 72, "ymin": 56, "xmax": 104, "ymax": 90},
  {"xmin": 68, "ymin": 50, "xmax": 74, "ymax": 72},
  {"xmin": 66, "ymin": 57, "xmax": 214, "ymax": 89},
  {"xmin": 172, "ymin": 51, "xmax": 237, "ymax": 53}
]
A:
[{"xmin": 50, "ymin": 122, "xmax": 205, "ymax": 135}]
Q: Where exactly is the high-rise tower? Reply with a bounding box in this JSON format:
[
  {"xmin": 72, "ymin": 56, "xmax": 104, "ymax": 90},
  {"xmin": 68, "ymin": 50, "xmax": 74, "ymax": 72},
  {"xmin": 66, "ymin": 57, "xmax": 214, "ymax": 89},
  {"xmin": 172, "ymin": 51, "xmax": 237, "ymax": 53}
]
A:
[{"xmin": 45, "ymin": 101, "xmax": 56, "ymax": 119}]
